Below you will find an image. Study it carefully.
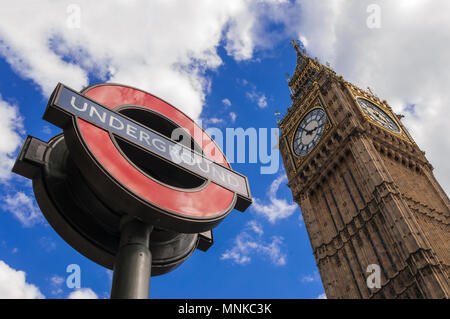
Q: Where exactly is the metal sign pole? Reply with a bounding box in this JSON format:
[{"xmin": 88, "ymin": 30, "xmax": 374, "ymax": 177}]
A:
[{"xmin": 110, "ymin": 216, "xmax": 153, "ymax": 299}]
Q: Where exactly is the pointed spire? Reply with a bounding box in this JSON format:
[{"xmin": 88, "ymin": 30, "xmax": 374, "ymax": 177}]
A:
[
  {"xmin": 367, "ymin": 86, "xmax": 379, "ymax": 99},
  {"xmin": 290, "ymin": 38, "xmax": 308, "ymax": 60}
]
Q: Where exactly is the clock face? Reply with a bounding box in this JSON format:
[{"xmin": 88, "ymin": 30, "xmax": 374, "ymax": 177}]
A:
[
  {"xmin": 357, "ymin": 98, "xmax": 400, "ymax": 133},
  {"xmin": 293, "ymin": 108, "xmax": 327, "ymax": 157}
]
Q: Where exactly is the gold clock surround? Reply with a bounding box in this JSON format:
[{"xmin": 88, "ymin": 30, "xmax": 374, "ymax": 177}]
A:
[
  {"xmin": 345, "ymin": 83, "xmax": 413, "ymax": 144},
  {"xmin": 285, "ymin": 90, "xmax": 333, "ymax": 171},
  {"xmin": 356, "ymin": 96, "xmax": 402, "ymax": 131}
]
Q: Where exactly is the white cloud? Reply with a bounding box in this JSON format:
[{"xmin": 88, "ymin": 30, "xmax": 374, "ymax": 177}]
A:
[
  {"xmin": 295, "ymin": 0, "xmax": 450, "ymax": 194},
  {"xmin": 207, "ymin": 118, "xmax": 225, "ymax": 124},
  {"xmin": 246, "ymin": 91, "xmax": 269, "ymax": 108},
  {"xmin": 221, "ymin": 221, "xmax": 286, "ymax": 266},
  {"xmin": 0, "ymin": 96, "xmax": 24, "ymax": 181},
  {"xmin": 2, "ymin": 192, "xmax": 43, "ymax": 227},
  {"xmin": 257, "ymin": 95, "xmax": 268, "ymax": 108},
  {"xmin": 105, "ymin": 269, "xmax": 113, "ymax": 282},
  {"xmin": 221, "ymin": 231, "xmax": 286, "ymax": 266},
  {"xmin": 0, "ymin": 260, "xmax": 44, "ymax": 299},
  {"xmin": 317, "ymin": 293, "xmax": 327, "ymax": 299},
  {"xmin": 251, "ymin": 175, "xmax": 298, "ymax": 223},
  {"xmin": 301, "ymin": 275, "xmax": 315, "ymax": 283},
  {"xmin": 67, "ymin": 288, "xmax": 98, "ymax": 299},
  {"xmin": 50, "ymin": 275, "xmax": 64, "ymax": 296},
  {"xmin": 240, "ymin": 78, "xmax": 269, "ymax": 108},
  {"xmin": 229, "ymin": 111, "xmax": 237, "ymax": 123},
  {"xmin": 50, "ymin": 275, "xmax": 64, "ymax": 286},
  {"xmin": 247, "ymin": 220, "xmax": 264, "ymax": 236},
  {"xmin": 42, "ymin": 125, "xmax": 52, "ymax": 135},
  {"xmin": 221, "ymin": 244, "xmax": 251, "ymax": 265},
  {"xmin": 300, "ymin": 271, "xmax": 321, "ymax": 283},
  {"xmin": 0, "ymin": 0, "xmax": 291, "ymax": 121},
  {"xmin": 222, "ymin": 98, "xmax": 232, "ymax": 107},
  {"xmin": 224, "ymin": 0, "xmax": 293, "ymax": 60},
  {"xmin": 299, "ymin": 35, "xmax": 308, "ymax": 47},
  {"xmin": 203, "ymin": 117, "xmax": 225, "ymax": 127},
  {"xmin": 39, "ymin": 237, "xmax": 57, "ymax": 252}
]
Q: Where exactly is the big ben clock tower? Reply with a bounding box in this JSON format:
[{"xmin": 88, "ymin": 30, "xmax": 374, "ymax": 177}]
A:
[{"xmin": 279, "ymin": 40, "xmax": 450, "ymax": 299}]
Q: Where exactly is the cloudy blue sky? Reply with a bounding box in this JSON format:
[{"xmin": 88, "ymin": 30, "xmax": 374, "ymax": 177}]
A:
[{"xmin": 0, "ymin": 0, "xmax": 449, "ymax": 299}]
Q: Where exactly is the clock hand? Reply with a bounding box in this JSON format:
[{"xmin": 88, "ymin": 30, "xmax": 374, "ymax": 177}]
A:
[
  {"xmin": 375, "ymin": 112, "xmax": 389, "ymax": 123},
  {"xmin": 307, "ymin": 124, "xmax": 322, "ymax": 135},
  {"xmin": 298, "ymin": 127, "xmax": 308, "ymax": 136},
  {"xmin": 305, "ymin": 128, "xmax": 314, "ymax": 136}
]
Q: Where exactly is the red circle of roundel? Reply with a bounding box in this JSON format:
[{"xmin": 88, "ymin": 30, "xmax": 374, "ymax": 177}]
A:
[{"xmin": 78, "ymin": 84, "xmax": 235, "ymax": 219}]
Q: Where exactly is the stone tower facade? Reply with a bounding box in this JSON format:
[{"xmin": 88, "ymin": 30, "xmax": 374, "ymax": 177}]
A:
[{"xmin": 278, "ymin": 40, "xmax": 450, "ymax": 299}]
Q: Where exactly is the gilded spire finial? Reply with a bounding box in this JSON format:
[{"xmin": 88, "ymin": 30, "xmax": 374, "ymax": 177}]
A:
[
  {"xmin": 367, "ymin": 86, "xmax": 379, "ymax": 99},
  {"xmin": 290, "ymin": 38, "xmax": 307, "ymax": 59}
]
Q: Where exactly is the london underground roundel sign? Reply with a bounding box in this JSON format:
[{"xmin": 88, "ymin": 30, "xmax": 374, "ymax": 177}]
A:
[{"xmin": 43, "ymin": 83, "xmax": 252, "ymax": 233}]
